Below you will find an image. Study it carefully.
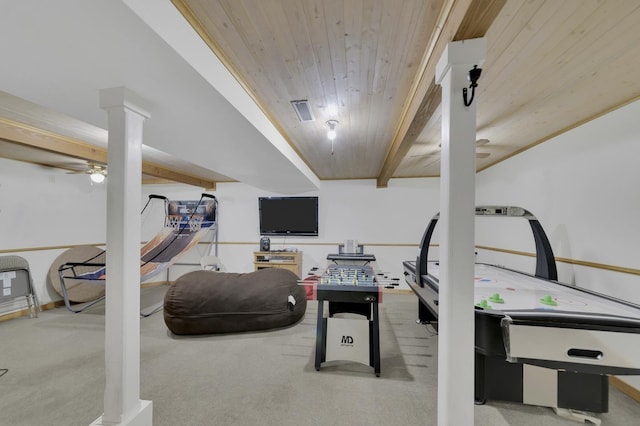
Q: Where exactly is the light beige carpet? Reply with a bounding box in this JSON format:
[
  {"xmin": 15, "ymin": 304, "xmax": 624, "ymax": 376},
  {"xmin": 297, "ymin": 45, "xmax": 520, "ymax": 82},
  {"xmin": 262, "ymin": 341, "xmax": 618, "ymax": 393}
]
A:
[{"xmin": 1, "ymin": 289, "xmax": 639, "ymax": 426}]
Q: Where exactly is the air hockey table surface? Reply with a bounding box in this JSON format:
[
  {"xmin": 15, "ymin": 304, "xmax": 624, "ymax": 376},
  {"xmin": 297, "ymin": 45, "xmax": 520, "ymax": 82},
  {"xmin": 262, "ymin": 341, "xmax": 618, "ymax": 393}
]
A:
[
  {"xmin": 404, "ymin": 260, "xmax": 640, "ymax": 375},
  {"xmin": 429, "ymin": 262, "xmax": 640, "ymax": 319}
]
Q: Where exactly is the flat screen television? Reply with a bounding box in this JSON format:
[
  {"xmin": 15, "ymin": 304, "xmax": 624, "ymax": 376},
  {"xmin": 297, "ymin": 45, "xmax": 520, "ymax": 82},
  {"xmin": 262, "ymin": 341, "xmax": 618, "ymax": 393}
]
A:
[{"xmin": 259, "ymin": 196, "xmax": 318, "ymax": 236}]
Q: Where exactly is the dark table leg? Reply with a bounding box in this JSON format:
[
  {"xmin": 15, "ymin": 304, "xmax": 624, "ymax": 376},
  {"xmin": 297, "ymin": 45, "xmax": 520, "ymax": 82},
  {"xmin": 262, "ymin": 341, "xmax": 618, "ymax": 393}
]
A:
[
  {"xmin": 372, "ymin": 302, "xmax": 380, "ymax": 377},
  {"xmin": 315, "ymin": 300, "xmax": 325, "ymax": 371}
]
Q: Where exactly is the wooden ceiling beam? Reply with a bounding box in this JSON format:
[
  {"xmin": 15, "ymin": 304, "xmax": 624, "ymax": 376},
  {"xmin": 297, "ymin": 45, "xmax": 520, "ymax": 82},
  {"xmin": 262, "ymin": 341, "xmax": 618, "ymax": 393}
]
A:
[
  {"xmin": 0, "ymin": 117, "xmax": 216, "ymax": 189},
  {"xmin": 376, "ymin": 0, "xmax": 507, "ymax": 188},
  {"xmin": 141, "ymin": 161, "xmax": 216, "ymax": 190},
  {"xmin": 0, "ymin": 117, "xmax": 108, "ymax": 164}
]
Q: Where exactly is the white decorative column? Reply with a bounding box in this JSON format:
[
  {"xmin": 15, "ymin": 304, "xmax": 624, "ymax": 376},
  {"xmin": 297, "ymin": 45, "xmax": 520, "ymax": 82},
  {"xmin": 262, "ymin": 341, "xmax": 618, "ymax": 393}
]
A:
[
  {"xmin": 434, "ymin": 38, "xmax": 486, "ymax": 426},
  {"xmin": 93, "ymin": 87, "xmax": 153, "ymax": 426}
]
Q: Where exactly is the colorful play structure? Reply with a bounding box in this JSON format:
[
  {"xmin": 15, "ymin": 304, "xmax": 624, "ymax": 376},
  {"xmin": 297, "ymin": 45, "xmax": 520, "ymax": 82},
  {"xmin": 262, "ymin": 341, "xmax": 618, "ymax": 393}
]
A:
[{"xmin": 53, "ymin": 193, "xmax": 219, "ymax": 315}]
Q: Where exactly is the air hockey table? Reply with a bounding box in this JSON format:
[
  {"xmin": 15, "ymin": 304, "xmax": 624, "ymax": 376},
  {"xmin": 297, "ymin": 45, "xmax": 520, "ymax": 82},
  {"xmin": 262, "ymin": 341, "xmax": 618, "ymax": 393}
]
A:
[{"xmin": 404, "ymin": 206, "xmax": 640, "ymax": 413}]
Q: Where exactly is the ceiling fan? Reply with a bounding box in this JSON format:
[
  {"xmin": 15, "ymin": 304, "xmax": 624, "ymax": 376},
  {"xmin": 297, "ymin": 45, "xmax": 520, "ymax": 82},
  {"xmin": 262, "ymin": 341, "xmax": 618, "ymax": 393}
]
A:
[
  {"xmin": 66, "ymin": 163, "xmax": 107, "ymax": 183},
  {"xmin": 410, "ymin": 138, "xmax": 491, "ymax": 159},
  {"xmin": 475, "ymin": 138, "xmax": 490, "ymax": 158}
]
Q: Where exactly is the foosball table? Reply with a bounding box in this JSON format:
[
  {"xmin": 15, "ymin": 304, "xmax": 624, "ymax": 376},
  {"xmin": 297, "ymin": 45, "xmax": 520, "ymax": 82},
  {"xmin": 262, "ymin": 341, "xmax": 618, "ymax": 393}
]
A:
[{"xmin": 312, "ymin": 263, "xmax": 383, "ymax": 376}]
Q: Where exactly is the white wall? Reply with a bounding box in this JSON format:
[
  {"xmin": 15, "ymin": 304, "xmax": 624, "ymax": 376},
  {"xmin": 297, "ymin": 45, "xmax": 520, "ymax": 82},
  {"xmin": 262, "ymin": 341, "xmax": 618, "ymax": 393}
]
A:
[
  {"xmin": 477, "ymin": 99, "xmax": 640, "ymax": 301},
  {"xmin": 0, "ymin": 159, "xmax": 107, "ymax": 313},
  {"xmin": 476, "ymin": 98, "xmax": 640, "ymax": 388},
  {"xmin": 144, "ymin": 178, "xmax": 440, "ymax": 285},
  {"xmin": 1, "ymin": 167, "xmax": 440, "ymax": 315}
]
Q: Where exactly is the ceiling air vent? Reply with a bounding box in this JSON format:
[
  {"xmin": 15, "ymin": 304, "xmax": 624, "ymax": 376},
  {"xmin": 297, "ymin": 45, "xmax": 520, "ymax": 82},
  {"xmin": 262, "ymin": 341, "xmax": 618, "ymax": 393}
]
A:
[{"xmin": 290, "ymin": 100, "xmax": 315, "ymax": 122}]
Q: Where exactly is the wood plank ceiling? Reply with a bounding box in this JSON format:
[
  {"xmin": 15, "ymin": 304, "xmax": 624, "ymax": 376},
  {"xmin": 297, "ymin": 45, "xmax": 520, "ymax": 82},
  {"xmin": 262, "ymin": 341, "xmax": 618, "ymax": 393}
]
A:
[
  {"xmin": 3, "ymin": 1, "xmax": 640, "ymax": 189},
  {"xmin": 176, "ymin": 0, "xmax": 455, "ymax": 182},
  {"xmin": 400, "ymin": 0, "xmax": 640, "ymax": 178},
  {"xmin": 174, "ymin": 0, "xmax": 640, "ymax": 186}
]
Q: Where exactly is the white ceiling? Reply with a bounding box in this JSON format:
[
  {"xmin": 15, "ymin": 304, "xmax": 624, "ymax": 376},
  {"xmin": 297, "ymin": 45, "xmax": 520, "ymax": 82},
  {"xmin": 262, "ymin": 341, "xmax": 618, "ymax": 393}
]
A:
[{"xmin": 0, "ymin": 0, "xmax": 319, "ymax": 194}]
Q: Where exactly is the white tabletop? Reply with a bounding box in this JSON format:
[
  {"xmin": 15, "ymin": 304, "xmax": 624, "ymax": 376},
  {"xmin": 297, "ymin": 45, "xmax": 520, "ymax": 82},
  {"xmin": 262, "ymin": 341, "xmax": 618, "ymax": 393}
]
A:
[{"xmin": 427, "ymin": 262, "xmax": 640, "ymax": 319}]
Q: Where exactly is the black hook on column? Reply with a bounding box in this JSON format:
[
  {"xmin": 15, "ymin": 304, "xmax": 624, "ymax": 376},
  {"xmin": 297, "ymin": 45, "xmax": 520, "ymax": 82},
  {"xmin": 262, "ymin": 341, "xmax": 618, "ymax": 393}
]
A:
[{"xmin": 463, "ymin": 65, "xmax": 482, "ymax": 107}]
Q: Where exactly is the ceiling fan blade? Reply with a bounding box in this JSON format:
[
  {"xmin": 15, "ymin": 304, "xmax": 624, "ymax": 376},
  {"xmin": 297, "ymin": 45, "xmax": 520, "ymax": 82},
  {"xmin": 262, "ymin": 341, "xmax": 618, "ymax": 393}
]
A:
[
  {"xmin": 476, "ymin": 152, "xmax": 490, "ymax": 158},
  {"xmin": 64, "ymin": 163, "xmax": 107, "ymax": 175}
]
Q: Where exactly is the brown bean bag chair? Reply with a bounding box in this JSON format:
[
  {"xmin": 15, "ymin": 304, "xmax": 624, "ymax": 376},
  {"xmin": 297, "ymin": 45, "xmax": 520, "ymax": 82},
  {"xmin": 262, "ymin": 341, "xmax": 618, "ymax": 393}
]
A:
[{"xmin": 163, "ymin": 268, "xmax": 307, "ymax": 335}]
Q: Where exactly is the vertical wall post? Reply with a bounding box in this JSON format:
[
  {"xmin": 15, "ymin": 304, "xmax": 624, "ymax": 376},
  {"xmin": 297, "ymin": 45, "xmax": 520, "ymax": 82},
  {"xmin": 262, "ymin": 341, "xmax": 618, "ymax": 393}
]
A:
[
  {"xmin": 434, "ymin": 38, "xmax": 486, "ymax": 426},
  {"xmin": 93, "ymin": 87, "xmax": 152, "ymax": 426}
]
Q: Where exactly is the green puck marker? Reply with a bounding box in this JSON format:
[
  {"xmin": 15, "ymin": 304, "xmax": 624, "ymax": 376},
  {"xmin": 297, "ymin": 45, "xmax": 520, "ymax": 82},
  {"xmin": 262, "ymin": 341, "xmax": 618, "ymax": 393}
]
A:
[
  {"xmin": 489, "ymin": 293, "xmax": 504, "ymax": 303},
  {"xmin": 475, "ymin": 299, "xmax": 491, "ymax": 309},
  {"xmin": 540, "ymin": 294, "xmax": 558, "ymax": 306}
]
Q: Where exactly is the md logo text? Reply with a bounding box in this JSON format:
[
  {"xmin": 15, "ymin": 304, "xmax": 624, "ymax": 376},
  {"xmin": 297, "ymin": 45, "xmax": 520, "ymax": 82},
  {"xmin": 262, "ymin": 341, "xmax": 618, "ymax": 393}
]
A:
[{"xmin": 341, "ymin": 335, "xmax": 354, "ymax": 346}]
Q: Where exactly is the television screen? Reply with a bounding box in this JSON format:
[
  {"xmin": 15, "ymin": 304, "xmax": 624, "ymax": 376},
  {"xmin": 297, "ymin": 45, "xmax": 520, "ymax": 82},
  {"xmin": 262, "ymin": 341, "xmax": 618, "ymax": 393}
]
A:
[{"xmin": 259, "ymin": 196, "xmax": 318, "ymax": 236}]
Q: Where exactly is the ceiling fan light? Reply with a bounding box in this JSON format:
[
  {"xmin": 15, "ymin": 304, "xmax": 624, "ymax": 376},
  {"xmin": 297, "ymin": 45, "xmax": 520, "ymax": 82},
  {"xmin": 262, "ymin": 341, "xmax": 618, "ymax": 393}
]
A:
[
  {"xmin": 327, "ymin": 129, "xmax": 337, "ymax": 140},
  {"xmin": 90, "ymin": 172, "xmax": 105, "ymax": 183}
]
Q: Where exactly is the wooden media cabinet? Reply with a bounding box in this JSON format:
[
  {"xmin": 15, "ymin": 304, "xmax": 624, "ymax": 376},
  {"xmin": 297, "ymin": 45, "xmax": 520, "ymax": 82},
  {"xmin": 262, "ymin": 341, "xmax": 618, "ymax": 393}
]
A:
[{"xmin": 253, "ymin": 251, "xmax": 302, "ymax": 277}]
